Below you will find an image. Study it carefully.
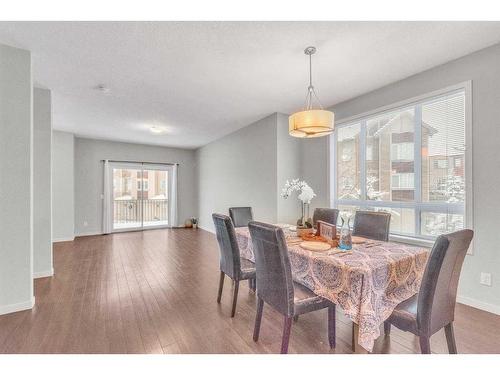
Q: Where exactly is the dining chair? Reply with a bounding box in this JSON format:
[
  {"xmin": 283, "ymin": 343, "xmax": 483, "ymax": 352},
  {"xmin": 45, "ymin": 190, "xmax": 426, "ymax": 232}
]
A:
[
  {"xmin": 350, "ymin": 210, "xmax": 390, "ymax": 351},
  {"xmin": 352, "ymin": 210, "xmax": 391, "ymax": 241},
  {"xmin": 229, "ymin": 207, "xmax": 253, "ymax": 228},
  {"xmin": 248, "ymin": 221, "xmax": 336, "ymax": 354},
  {"xmin": 212, "ymin": 213, "xmax": 256, "ymax": 317},
  {"xmin": 312, "ymin": 208, "xmax": 339, "ymax": 228},
  {"xmin": 383, "ymin": 229, "xmax": 474, "ymax": 354}
]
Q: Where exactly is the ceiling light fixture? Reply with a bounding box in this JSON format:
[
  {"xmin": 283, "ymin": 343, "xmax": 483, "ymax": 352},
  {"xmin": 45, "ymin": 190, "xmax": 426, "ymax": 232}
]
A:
[
  {"xmin": 289, "ymin": 46, "xmax": 334, "ymax": 138},
  {"xmin": 149, "ymin": 126, "xmax": 166, "ymax": 134},
  {"xmin": 95, "ymin": 84, "xmax": 111, "ymax": 95}
]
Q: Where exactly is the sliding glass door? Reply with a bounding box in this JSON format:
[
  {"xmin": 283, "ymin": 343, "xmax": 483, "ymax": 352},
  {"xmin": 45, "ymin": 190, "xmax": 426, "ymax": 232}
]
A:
[
  {"xmin": 141, "ymin": 165, "xmax": 169, "ymax": 229},
  {"xmin": 111, "ymin": 162, "xmax": 171, "ymax": 231}
]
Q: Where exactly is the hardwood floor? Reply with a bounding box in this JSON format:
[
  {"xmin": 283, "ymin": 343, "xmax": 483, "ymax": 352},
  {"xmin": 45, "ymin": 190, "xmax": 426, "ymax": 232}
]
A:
[{"xmin": 1, "ymin": 228, "xmax": 499, "ymax": 354}]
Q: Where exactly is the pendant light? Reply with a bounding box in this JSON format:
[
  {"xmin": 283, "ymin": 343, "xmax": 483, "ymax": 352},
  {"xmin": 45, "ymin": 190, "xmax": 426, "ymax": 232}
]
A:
[{"xmin": 289, "ymin": 46, "xmax": 334, "ymax": 138}]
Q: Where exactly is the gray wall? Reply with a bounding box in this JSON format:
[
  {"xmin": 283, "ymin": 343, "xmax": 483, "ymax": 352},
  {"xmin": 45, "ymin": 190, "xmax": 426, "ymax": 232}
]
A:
[
  {"xmin": 196, "ymin": 114, "xmax": 279, "ymax": 231},
  {"xmin": 276, "ymin": 113, "xmax": 303, "ymax": 224},
  {"xmin": 33, "ymin": 88, "xmax": 52, "ymax": 276},
  {"xmin": 74, "ymin": 137, "xmax": 197, "ymax": 235},
  {"xmin": 302, "ymin": 42, "xmax": 500, "ymax": 313},
  {"xmin": 0, "ymin": 44, "xmax": 33, "ymax": 314},
  {"xmin": 196, "ymin": 112, "xmax": 305, "ymax": 231},
  {"xmin": 52, "ymin": 131, "xmax": 75, "ymax": 241}
]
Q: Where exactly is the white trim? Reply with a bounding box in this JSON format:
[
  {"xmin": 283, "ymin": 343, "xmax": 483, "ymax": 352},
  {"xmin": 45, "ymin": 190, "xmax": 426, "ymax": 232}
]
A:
[
  {"xmin": 75, "ymin": 231, "xmax": 102, "ymax": 237},
  {"xmin": 464, "ymin": 80, "xmax": 474, "ymax": 254},
  {"xmin": 390, "ymin": 234, "xmax": 434, "ymax": 248},
  {"xmin": 52, "ymin": 236, "xmax": 75, "ymax": 242},
  {"xmin": 34, "ymin": 268, "xmax": 54, "ymax": 279},
  {"xmin": 457, "ymin": 295, "xmax": 500, "ymax": 316},
  {"xmin": 198, "ymin": 224, "xmax": 215, "ymax": 234},
  {"xmin": 0, "ymin": 296, "xmax": 35, "ymax": 316}
]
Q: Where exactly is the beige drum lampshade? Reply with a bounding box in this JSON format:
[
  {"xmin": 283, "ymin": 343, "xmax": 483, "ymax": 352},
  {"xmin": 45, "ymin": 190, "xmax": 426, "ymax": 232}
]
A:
[{"xmin": 289, "ymin": 109, "xmax": 334, "ymax": 138}]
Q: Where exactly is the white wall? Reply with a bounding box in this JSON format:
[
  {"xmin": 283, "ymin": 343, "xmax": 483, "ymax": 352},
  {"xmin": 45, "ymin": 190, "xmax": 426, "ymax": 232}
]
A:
[
  {"xmin": 74, "ymin": 137, "xmax": 197, "ymax": 235},
  {"xmin": 196, "ymin": 114, "xmax": 279, "ymax": 231},
  {"xmin": 52, "ymin": 131, "xmax": 75, "ymax": 241},
  {"xmin": 33, "ymin": 87, "xmax": 53, "ymax": 276},
  {"xmin": 0, "ymin": 44, "xmax": 34, "ymax": 314},
  {"xmin": 302, "ymin": 42, "xmax": 500, "ymax": 314}
]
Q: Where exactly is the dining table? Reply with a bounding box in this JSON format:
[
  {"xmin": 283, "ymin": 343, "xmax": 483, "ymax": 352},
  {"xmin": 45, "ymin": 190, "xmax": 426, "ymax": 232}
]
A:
[{"xmin": 235, "ymin": 224, "xmax": 430, "ymax": 353}]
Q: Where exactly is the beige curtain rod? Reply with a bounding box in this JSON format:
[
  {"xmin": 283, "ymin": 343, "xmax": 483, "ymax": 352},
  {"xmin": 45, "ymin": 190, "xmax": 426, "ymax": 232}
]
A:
[{"xmin": 100, "ymin": 159, "xmax": 179, "ymax": 166}]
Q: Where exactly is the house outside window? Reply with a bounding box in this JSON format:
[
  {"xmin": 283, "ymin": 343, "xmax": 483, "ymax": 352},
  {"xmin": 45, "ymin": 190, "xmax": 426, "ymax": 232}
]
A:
[{"xmin": 331, "ymin": 85, "xmax": 471, "ymax": 242}]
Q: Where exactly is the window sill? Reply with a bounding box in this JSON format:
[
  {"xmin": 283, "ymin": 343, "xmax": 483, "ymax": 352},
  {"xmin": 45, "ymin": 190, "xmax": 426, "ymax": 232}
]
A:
[{"xmin": 389, "ymin": 234, "xmax": 434, "ymax": 248}]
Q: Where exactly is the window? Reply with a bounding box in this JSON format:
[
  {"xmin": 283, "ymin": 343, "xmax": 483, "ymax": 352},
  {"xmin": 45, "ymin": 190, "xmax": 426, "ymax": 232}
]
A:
[
  {"xmin": 332, "ymin": 86, "xmax": 470, "ymax": 241},
  {"xmin": 391, "ymin": 173, "xmax": 415, "ymax": 189},
  {"xmin": 137, "ymin": 179, "xmax": 149, "ymax": 191},
  {"xmin": 391, "ymin": 142, "xmax": 414, "ymax": 161},
  {"xmin": 434, "ymin": 159, "xmax": 448, "ymax": 169}
]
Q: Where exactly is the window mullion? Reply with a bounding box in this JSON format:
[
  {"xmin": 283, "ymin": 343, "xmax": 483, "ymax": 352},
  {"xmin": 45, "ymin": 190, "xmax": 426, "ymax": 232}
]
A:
[
  {"xmin": 331, "ymin": 131, "xmax": 337, "ymax": 208},
  {"xmin": 360, "ymin": 120, "xmax": 367, "ymax": 202},
  {"xmin": 414, "ymin": 104, "xmax": 422, "ymax": 236}
]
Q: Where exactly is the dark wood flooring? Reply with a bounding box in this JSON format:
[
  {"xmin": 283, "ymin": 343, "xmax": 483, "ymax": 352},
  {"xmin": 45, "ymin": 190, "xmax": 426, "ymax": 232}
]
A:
[{"xmin": 1, "ymin": 228, "xmax": 499, "ymax": 354}]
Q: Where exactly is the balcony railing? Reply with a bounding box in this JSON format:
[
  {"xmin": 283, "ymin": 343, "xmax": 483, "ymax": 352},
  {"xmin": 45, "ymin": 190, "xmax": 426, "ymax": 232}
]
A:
[{"xmin": 113, "ymin": 199, "xmax": 168, "ymax": 226}]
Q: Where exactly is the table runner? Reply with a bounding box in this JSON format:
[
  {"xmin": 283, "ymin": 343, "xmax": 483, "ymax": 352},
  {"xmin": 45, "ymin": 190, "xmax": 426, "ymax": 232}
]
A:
[{"xmin": 235, "ymin": 226, "xmax": 429, "ymax": 351}]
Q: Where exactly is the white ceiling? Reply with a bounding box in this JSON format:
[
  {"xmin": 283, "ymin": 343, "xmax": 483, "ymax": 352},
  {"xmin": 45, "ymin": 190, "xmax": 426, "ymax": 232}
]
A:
[{"xmin": 1, "ymin": 22, "xmax": 500, "ymax": 149}]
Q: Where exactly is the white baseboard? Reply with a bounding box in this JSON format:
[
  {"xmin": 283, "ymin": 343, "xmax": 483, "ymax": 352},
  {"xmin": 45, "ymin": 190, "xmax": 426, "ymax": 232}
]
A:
[
  {"xmin": 52, "ymin": 236, "xmax": 75, "ymax": 243},
  {"xmin": 457, "ymin": 295, "xmax": 500, "ymax": 315},
  {"xmin": 75, "ymin": 231, "xmax": 103, "ymax": 238},
  {"xmin": 0, "ymin": 296, "xmax": 35, "ymax": 316},
  {"xmin": 198, "ymin": 225, "xmax": 215, "ymax": 234},
  {"xmin": 33, "ymin": 268, "xmax": 54, "ymax": 279}
]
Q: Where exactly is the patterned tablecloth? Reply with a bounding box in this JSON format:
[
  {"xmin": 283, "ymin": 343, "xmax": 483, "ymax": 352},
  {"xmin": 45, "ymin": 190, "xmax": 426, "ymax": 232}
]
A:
[{"xmin": 235, "ymin": 226, "xmax": 429, "ymax": 352}]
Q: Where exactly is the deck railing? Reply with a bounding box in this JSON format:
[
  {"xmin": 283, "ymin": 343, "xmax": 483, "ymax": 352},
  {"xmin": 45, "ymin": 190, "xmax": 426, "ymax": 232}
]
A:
[{"xmin": 113, "ymin": 199, "xmax": 168, "ymax": 224}]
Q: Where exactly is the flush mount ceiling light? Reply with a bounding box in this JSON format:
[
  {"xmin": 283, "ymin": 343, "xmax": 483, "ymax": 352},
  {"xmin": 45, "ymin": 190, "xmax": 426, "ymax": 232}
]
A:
[
  {"xmin": 149, "ymin": 126, "xmax": 167, "ymax": 134},
  {"xmin": 289, "ymin": 46, "xmax": 334, "ymax": 138},
  {"xmin": 95, "ymin": 84, "xmax": 111, "ymax": 95}
]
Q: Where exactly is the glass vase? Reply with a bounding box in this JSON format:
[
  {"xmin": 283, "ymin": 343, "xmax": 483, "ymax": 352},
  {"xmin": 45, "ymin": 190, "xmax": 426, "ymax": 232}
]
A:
[
  {"xmin": 297, "ymin": 202, "xmax": 310, "ymax": 227},
  {"xmin": 338, "ymin": 216, "xmax": 352, "ymax": 250}
]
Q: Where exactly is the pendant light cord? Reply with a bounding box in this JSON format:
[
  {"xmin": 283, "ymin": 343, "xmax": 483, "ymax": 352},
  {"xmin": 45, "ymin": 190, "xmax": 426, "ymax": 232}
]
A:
[
  {"xmin": 309, "ymin": 53, "xmax": 313, "ymax": 88},
  {"xmin": 305, "ymin": 50, "xmax": 323, "ymax": 110}
]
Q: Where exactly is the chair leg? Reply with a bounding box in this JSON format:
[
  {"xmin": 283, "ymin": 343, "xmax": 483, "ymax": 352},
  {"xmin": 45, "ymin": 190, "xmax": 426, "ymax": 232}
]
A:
[
  {"xmin": 230, "ymin": 280, "xmax": 239, "ymax": 317},
  {"xmin": 281, "ymin": 316, "xmax": 293, "ymax": 354},
  {"xmin": 217, "ymin": 272, "xmax": 225, "ymax": 303},
  {"xmin": 248, "ymin": 278, "xmax": 256, "ymax": 292},
  {"xmin": 253, "ymin": 297, "xmax": 264, "ymax": 342},
  {"xmin": 445, "ymin": 323, "xmax": 457, "ymax": 354},
  {"xmin": 419, "ymin": 336, "xmax": 431, "ymax": 354},
  {"xmin": 351, "ymin": 323, "xmax": 355, "ymax": 352},
  {"xmin": 384, "ymin": 321, "xmax": 391, "ymax": 335},
  {"xmin": 327, "ymin": 305, "xmax": 336, "ymax": 348}
]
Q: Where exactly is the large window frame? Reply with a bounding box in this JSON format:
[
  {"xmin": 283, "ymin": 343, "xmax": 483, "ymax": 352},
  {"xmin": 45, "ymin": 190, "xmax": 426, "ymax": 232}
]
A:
[{"xmin": 329, "ymin": 82, "xmax": 473, "ymax": 248}]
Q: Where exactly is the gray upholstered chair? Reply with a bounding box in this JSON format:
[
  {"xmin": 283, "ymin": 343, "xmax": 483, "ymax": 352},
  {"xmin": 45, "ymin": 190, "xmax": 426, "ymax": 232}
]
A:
[
  {"xmin": 229, "ymin": 207, "xmax": 253, "ymax": 228},
  {"xmin": 248, "ymin": 221, "xmax": 336, "ymax": 354},
  {"xmin": 312, "ymin": 208, "xmax": 339, "ymax": 229},
  {"xmin": 352, "ymin": 210, "xmax": 391, "ymax": 241},
  {"xmin": 350, "ymin": 210, "xmax": 391, "ymax": 351},
  {"xmin": 384, "ymin": 229, "xmax": 474, "ymax": 354},
  {"xmin": 212, "ymin": 213, "xmax": 256, "ymax": 317}
]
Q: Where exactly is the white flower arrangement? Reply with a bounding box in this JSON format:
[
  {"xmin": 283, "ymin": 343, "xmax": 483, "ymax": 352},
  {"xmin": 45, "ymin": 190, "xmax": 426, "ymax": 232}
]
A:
[{"xmin": 281, "ymin": 179, "xmax": 316, "ymax": 204}]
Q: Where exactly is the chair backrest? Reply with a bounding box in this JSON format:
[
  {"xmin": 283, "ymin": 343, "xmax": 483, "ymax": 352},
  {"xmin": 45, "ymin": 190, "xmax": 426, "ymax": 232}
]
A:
[
  {"xmin": 229, "ymin": 207, "xmax": 253, "ymax": 228},
  {"xmin": 248, "ymin": 221, "xmax": 295, "ymax": 317},
  {"xmin": 312, "ymin": 208, "xmax": 339, "ymax": 228},
  {"xmin": 352, "ymin": 210, "xmax": 391, "ymax": 241},
  {"xmin": 417, "ymin": 229, "xmax": 473, "ymax": 336},
  {"xmin": 212, "ymin": 213, "xmax": 242, "ymax": 280}
]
